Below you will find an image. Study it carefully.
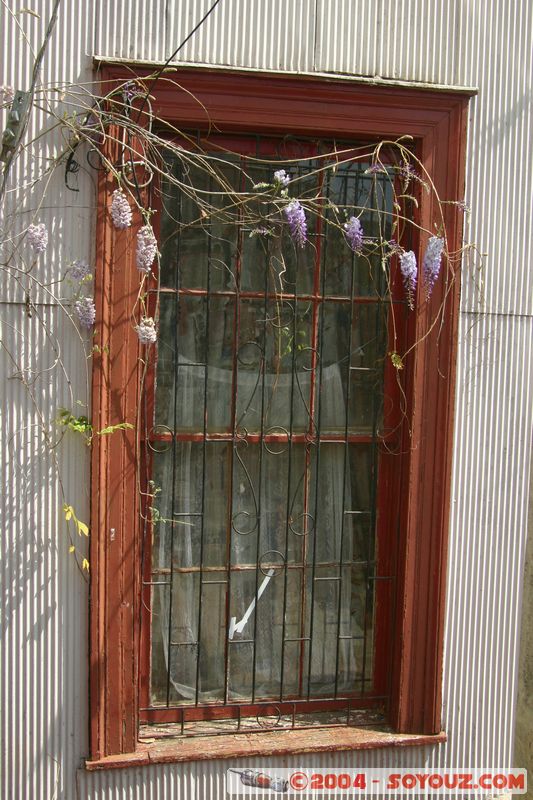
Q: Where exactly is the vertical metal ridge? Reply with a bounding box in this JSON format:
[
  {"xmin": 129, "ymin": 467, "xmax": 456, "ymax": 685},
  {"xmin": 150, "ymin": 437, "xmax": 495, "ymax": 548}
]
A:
[{"xmin": 460, "ymin": 0, "xmax": 533, "ymax": 316}]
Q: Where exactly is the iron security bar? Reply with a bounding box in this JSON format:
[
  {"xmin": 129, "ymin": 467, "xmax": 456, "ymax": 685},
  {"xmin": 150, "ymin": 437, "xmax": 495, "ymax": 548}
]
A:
[{"xmin": 140, "ymin": 135, "xmax": 405, "ymax": 733}]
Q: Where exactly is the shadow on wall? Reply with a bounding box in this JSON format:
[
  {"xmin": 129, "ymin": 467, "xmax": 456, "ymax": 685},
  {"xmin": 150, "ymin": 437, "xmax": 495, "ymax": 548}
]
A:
[{"xmin": 0, "ymin": 309, "xmax": 89, "ymax": 798}]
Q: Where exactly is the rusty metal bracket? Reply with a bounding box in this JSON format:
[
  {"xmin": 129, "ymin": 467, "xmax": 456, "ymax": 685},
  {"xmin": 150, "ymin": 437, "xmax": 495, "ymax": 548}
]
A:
[{"xmin": 1, "ymin": 91, "xmax": 32, "ymax": 164}]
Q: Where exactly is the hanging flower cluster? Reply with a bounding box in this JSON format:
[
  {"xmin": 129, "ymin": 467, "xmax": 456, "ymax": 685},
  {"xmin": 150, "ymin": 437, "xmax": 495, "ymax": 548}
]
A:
[
  {"xmin": 423, "ymin": 236, "xmax": 444, "ymax": 296},
  {"xmin": 344, "ymin": 216, "xmax": 364, "ymax": 253},
  {"xmin": 284, "ymin": 200, "xmax": 307, "ymax": 248},
  {"xmin": 400, "ymin": 250, "xmax": 417, "ymax": 309},
  {"xmin": 27, "ymin": 223, "xmax": 48, "ymax": 253},
  {"xmin": 135, "ymin": 317, "xmax": 157, "ymax": 344},
  {"xmin": 110, "ymin": 189, "xmax": 132, "ymax": 229},
  {"xmin": 273, "ymin": 169, "xmax": 290, "ymax": 187},
  {"xmin": 136, "ymin": 225, "xmax": 157, "ymax": 273},
  {"xmin": 70, "ymin": 259, "xmax": 92, "ymax": 281},
  {"xmin": 74, "ymin": 297, "xmax": 96, "ymax": 329}
]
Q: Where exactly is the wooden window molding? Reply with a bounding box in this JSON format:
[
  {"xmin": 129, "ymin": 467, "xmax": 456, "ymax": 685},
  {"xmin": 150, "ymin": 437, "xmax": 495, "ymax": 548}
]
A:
[{"xmin": 89, "ymin": 65, "xmax": 469, "ymax": 761}]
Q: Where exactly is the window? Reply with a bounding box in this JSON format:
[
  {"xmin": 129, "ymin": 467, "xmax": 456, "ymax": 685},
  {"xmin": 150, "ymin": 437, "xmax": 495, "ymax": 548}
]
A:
[
  {"xmin": 90, "ymin": 68, "xmax": 468, "ymax": 761},
  {"xmin": 140, "ymin": 138, "xmax": 402, "ymax": 733}
]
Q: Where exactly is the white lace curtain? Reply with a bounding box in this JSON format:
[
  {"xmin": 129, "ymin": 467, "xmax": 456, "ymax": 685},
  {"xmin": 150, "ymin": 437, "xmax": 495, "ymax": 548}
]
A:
[{"xmin": 152, "ymin": 359, "xmax": 366, "ymax": 704}]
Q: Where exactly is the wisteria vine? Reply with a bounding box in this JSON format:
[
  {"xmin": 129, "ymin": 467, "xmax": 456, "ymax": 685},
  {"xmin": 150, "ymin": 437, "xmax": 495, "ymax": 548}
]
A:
[{"xmin": 0, "ymin": 65, "xmax": 477, "ymax": 574}]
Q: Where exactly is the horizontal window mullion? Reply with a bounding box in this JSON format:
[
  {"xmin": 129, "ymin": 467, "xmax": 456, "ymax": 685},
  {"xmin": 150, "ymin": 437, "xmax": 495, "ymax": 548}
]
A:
[
  {"xmin": 144, "ymin": 432, "xmax": 398, "ymax": 444},
  {"xmin": 152, "ymin": 286, "xmax": 404, "ymax": 305},
  {"xmin": 140, "ymin": 695, "xmax": 388, "ymax": 721},
  {"xmin": 151, "ymin": 559, "xmax": 380, "ymax": 575}
]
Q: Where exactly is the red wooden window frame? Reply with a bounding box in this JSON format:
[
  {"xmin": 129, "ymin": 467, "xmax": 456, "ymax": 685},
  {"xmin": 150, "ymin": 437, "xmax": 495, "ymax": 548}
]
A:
[{"xmin": 90, "ymin": 66, "xmax": 468, "ymax": 760}]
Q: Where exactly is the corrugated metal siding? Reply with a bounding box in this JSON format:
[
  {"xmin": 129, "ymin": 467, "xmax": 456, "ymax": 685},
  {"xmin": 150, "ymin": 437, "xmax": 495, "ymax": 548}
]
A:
[
  {"xmin": 1, "ymin": 0, "xmax": 532, "ymax": 798},
  {"xmin": 94, "ymin": 0, "xmax": 317, "ymax": 73},
  {"xmin": 79, "ymin": 749, "xmax": 442, "ymax": 799},
  {"xmin": 164, "ymin": 0, "xmax": 317, "ymax": 73},
  {"xmin": 444, "ymin": 312, "xmax": 532, "ymax": 770},
  {"xmin": 0, "ymin": 306, "xmax": 90, "ymax": 799},
  {"xmin": 0, "ymin": 1, "xmax": 93, "ymax": 798}
]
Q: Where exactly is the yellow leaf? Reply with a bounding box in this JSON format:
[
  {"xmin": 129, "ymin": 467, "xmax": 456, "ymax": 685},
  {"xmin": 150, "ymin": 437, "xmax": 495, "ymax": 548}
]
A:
[
  {"xmin": 82, "ymin": 558, "xmax": 90, "ymax": 572},
  {"xmin": 69, "ymin": 545, "xmax": 75, "ymax": 553},
  {"xmin": 63, "ymin": 504, "xmax": 73, "ymax": 521},
  {"xmin": 77, "ymin": 520, "xmax": 89, "ymax": 537}
]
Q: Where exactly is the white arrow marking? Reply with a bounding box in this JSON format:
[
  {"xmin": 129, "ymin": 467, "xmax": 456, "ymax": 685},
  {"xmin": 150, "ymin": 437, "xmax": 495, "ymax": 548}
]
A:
[{"xmin": 228, "ymin": 569, "xmax": 275, "ymax": 639}]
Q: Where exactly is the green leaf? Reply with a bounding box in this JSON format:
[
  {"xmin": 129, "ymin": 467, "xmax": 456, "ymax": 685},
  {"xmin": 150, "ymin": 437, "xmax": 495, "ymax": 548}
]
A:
[
  {"xmin": 56, "ymin": 408, "xmax": 92, "ymax": 439},
  {"xmin": 96, "ymin": 422, "xmax": 134, "ymax": 436},
  {"xmin": 390, "ymin": 351, "xmax": 404, "ymax": 370}
]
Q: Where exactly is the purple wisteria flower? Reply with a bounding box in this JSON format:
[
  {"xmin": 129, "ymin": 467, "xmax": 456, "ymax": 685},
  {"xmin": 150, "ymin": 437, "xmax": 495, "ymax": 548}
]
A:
[
  {"xmin": 122, "ymin": 80, "xmax": 143, "ymax": 102},
  {"xmin": 27, "ymin": 223, "xmax": 48, "ymax": 253},
  {"xmin": 136, "ymin": 225, "xmax": 157, "ymax": 273},
  {"xmin": 70, "ymin": 259, "xmax": 92, "ymax": 281},
  {"xmin": 344, "ymin": 216, "xmax": 364, "ymax": 253},
  {"xmin": 273, "ymin": 169, "xmax": 290, "ymax": 187},
  {"xmin": 386, "ymin": 238, "xmax": 403, "ymax": 256},
  {"xmin": 284, "ymin": 200, "xmax": 307, "ymax": 248},
  {"xmin": 74, "ymin": 297, "xmax": 96, "ymax": 328},
  {"xmin": 399, "ymin": 250, "xmax": 417, "ymax": 309},
  {"xmin": 110, "ymin": 189, "xmax": 132, "ymax": 230},
  {"xmin": 423, "ymin": 236, "xmax": 444, "ymax": 295},
  {"xmin": 399, "ymin": 162, "xmax": 416, "ymax": 181},
  {"xmin": 365, "ymin": 164, "xmax": 387, "ymax": 175},
  {"xmin": 135, "ymin": 317, "xmax": 157, "ymax": 344}
]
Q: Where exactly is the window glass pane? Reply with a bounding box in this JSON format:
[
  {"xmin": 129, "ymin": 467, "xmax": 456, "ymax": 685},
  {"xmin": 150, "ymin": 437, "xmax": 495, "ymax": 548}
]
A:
[
  {"xmin": 324, "ymin": 165, "xmax": 394, "ymax": 298},
  {"xmin": 146, "ymin": 135, "xmax": 397, "ymax": 722},
  {"xmin": 318, "ymin": 302, "xmax": 387, "ymax": 434},
  {"xmin": 156, "ymin": 293, "xmax": 235, "ymax": 432},
  {"xmin": 149, "ymin": 440, "xmax": 378, "ymax": 703},
  {"xmin": 240, "ymin": 161, "xmax": 319, "ymax": 295},
  {"xmin": 151, "ymin": 442, "xmax": 231, "ymax": 570},
  {"xmin": 159, "ymin": 156, "xmax": 240, "ymax": 292},
  {"xmin": 235, "ymin": 299, "xmax": 314, "ymax": 434}
]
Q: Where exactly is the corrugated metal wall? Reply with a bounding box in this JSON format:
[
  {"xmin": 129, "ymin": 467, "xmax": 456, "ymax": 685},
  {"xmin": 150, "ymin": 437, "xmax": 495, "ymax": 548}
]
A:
[
  {"xmin": 1, "ymin": 0, "xmax": 532, "ymax": 797},
  {"xmin": 1, "ymin": 2, "xmax": 95, "ymax": 799}
]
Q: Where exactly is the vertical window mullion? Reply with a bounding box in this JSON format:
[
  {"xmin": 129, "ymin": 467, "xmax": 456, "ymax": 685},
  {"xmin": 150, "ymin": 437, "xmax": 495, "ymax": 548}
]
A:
[
  {"xmin": 193, "ymin": 176, "xmax": 213, "ymax": 706},
  {"xmin": 278, "ymin": 240, "xmax": 299, "ymax": 703},
  {"xmin": 360, "ymin": 281, "xmax": 385, "ymax": 695},
  {"xmin": 333, "ymin": 166, "xmax": 356, "ymax": 698},
  {"xmin": 224, "ymin": 156, "xmax": 244, "ymax": 704},
  {"xmin": 164, "ymin": 163, "xmax": 184, "ymax": 708},
  {"xmin": 249, "ymin": 210, "xmax": 270, "ymax": 704},
  {"xmin": 305, "ymin": 159, "xmax": 326, "ymax": 700}
]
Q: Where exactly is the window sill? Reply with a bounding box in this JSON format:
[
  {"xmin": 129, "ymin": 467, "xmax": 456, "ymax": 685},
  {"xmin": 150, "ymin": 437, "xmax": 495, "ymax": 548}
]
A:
[{"xmin": 85, "ymin": 728, "xmax": 447, "ymax": 771}]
